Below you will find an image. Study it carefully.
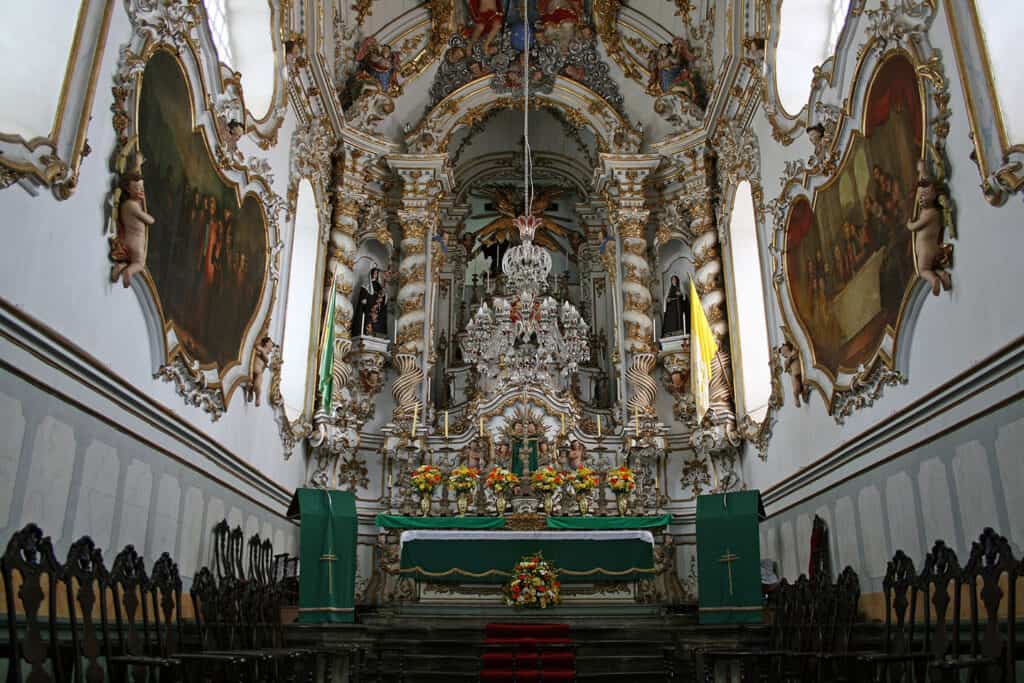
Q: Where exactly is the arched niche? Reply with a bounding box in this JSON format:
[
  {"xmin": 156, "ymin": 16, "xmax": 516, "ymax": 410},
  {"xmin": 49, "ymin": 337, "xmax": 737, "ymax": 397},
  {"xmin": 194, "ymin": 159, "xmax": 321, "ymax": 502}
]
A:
[
  {"xmin": 726, "ymin": 180, "xmax": 771, "ymax": 422},
  {"xmin": 280, "ymin": 179, "xmax": 322, "ymax": 420}
]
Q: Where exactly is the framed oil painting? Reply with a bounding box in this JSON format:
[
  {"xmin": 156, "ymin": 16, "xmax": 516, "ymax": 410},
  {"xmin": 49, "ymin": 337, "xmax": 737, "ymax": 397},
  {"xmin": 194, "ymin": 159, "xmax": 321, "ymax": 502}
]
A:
[
  {"xmin": 768, "ymin": 2, "xmax": 958, "ymax": 421},
  {"xmin": 785, "ymin": 53, "xmax": 922, "ymax": 377},
  {"xmin": 138, "ymin": 50, "xmax": 268, "ymax": 370}
]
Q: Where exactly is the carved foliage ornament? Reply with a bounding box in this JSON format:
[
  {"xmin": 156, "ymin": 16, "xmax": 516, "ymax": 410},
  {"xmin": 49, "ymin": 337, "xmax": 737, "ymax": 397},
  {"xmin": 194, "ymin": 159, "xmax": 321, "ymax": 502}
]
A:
[
  {"xmin": 112, "ymin": 2, "xmax": 286, "ymax": 420},
  {"xmin": 768, "ymin": 0, "xmax": 951, "ymax": 421}
]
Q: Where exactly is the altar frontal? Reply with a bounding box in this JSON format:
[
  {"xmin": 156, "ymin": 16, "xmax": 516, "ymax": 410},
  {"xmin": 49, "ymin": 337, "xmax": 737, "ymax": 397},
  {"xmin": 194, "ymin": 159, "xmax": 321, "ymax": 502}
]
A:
[{"xmin": 398, "ymin": 529, "xmax": 657, "ymax": 584}]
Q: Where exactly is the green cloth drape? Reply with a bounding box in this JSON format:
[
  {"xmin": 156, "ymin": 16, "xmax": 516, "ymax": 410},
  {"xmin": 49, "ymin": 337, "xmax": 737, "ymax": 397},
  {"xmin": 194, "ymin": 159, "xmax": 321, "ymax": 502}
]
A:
[
  {"xmin": 546, "ymin": 514, "xmax": 672, "ymax": 530},
  {"xmin": 400, "ymin": 536, "xmax": 656, "ymax": 584},
  {"xmin": 290, "ymin": 489, "xmax": 357, "ymax": 624},
  {"xmin": 374, "ymin": 514, "xmax": 506, "ymax": 530},
  {"xmin": 510, "ymin": 439, "xmax": 539, "ymax": 477},
  {"xmin": 696, "ymin": 491, "xmax": 764, "ymax": 624}
]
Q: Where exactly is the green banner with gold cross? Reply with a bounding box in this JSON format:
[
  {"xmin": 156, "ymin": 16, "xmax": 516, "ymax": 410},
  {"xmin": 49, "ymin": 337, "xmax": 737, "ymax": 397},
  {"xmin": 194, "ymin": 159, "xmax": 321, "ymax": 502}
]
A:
[
  {"xmin": 696, "ymin": 490, "xmax": 764, "ymax": 624},
  {"xmin": 288, "ymin": 489, "xmax": 357, "ymax": 624}
]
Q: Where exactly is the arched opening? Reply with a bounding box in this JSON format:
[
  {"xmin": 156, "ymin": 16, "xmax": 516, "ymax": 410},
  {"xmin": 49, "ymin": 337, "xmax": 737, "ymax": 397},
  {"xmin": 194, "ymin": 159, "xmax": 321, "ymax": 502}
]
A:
[
  {"xmin": 728, "ymin": 181, "xmax": 772, "ymax": 422},
  {"xmin": 775, "ymin": 0, "xmax": 851, "ymax": 114},
  {"xmin": 280, "ymin": 180, "xmax": 321, "ymax": 420},
  {"xmin": 203, "ymin": 0, "xmax": 276, "ymax": 117}
]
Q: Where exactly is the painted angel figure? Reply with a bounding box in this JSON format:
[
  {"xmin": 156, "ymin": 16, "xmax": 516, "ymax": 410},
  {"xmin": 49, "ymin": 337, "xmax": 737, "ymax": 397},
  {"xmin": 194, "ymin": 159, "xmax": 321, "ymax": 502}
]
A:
[
  {"xmin": 648, "ymin": 37, "xmax": 703, "ymax": 107},
  {"xmin": 349, "ymin": 37, "xmax": 401, "ymax": 103},
  {"xmin": 463, "ymin": 0, "xmax": 505, "ymax": 55},
  {"xmin": 537, "ymin": 0, "xmax": 585, "ymax": 48}
]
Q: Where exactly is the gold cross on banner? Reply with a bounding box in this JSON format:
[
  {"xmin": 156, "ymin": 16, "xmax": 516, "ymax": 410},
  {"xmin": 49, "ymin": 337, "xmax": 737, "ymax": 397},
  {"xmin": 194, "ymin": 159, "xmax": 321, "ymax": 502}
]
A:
[
  {"xmin": 719, "ymin": 548, "xmax": 739, "ymax": 596},
  {"xmin": 320, "ymin": 553, "xmax": 338, "ymax": 595}
]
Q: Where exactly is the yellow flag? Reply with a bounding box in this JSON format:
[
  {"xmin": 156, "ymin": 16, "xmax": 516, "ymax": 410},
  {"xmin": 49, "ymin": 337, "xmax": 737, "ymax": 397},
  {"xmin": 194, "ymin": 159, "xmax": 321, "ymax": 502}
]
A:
[{"xmin": 690, "ymin": 278, "xmax": 717, "ymax": 423}]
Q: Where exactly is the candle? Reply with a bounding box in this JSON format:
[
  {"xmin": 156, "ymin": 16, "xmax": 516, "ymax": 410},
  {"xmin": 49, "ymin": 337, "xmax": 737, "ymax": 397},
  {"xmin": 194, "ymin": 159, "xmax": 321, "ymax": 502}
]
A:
[
  {"xmin": 597, "ymin": 415, "xmax": 602, "ymax": 437},
  {"xmin": 387, "ymin": 473, "xmax": 393, "ymax": 488},
  {"xmin": 360, "ymin": 314, "xmax": 365, "ymax": 337},
  {"xmin": 444, "ymin": 410, "xmax": 449, "ymax": 438},
  {"xmin": 561, "ymin": 413, "xmax": 566, "ymax": 436},
  {"xmin": 393, "ymin": 322, "xmax": 398, "ymax": 344},
  {"xmin": 479, "ymin": 416, "xmax": 485, "ymax": 436},
  {"xmin": 411, "ymin": 403, "xmax": 418, "ymax": 435},
  {"xmin": 634, "ymin": 406, "xmax": 640, "ymax": 435},
  {"xmin": 653, "ymin": 318, "xmax": 657, "ymax": 342}
]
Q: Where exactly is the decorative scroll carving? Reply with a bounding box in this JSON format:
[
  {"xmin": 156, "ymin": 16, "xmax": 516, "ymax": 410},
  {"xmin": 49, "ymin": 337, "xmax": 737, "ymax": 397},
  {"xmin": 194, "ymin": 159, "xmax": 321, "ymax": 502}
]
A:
[
  {"xmin": 831, "ymin": 364, "xmax": 908, "ymax": 426},
  {"xmin": 154, "ymin": 357, "xmax": 225, "ymax": 422}
]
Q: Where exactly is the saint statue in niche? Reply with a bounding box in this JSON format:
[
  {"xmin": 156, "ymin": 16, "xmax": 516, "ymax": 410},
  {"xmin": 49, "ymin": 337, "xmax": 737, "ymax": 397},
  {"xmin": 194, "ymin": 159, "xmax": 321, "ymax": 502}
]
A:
[
  {"xmin": 352, "ymin": 267, "xmax": 389, "ymax": 337},
  {"xmin": 661, "ymin": 274, "xmax": 690, "ymax": 336}
]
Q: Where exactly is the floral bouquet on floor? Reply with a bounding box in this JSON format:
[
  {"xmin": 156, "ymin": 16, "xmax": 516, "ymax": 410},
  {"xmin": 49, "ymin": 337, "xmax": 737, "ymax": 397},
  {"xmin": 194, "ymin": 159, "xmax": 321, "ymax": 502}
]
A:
[
  {"xmin": 484, "ymin": 467, "xmax": 519, "ymax": 495},
  {"xmin": 447, "ymin": 466, "xmax": 479, "ymax": 492},
  {"xmin": 410, "ymin": 464, "xmax": 442, "ymax": 494},
  {"xmin": 503, "ymin": 553, "xmax": 561, "ymax": 609}
]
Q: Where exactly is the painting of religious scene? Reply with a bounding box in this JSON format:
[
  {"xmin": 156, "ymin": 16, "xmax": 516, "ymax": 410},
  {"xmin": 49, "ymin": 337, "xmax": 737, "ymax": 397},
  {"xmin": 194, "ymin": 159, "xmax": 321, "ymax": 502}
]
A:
[
  {"xmin": 428, "ymin": 0, "xmax": 625, "ymax": 112},
  {"xmin": 785, "ymin": 54, "xmax": 922, "ymax": 376},
  {"xmin": 138, "ymin": 50, "xmax": 268, "ymax": 370}
]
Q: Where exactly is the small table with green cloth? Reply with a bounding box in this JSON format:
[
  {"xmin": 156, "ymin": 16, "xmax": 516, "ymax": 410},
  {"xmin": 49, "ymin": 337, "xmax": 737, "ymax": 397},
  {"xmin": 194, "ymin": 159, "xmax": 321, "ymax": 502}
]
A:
[
  {"xmin": 696, "ymin": 490, "xmax": 765, "ymax": 624},
  {"xmin": 397, "ymin": 529, "xmax": 657, "ymax": 584},
  {"xmin": 287, "ymin": 488, "xmax": 357, "ymax": 624}
]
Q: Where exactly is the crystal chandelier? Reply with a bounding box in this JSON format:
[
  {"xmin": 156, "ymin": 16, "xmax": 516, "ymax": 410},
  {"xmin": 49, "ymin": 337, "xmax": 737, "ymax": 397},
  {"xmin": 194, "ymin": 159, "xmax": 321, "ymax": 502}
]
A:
[{"xmin": 460, "ymin": 29, "xmax": 589, "ymax": 391}]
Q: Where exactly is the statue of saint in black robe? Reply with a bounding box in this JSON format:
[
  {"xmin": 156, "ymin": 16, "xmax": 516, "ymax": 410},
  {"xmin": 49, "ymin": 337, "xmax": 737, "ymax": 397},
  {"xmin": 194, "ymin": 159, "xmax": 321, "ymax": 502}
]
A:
[
  {"xmin": 662, "ymin": 275, "xmax": 689, "ymax": 336},
  {"xmin": 352, "ymin": 268, "xmax": 388, "ymax": 337}
]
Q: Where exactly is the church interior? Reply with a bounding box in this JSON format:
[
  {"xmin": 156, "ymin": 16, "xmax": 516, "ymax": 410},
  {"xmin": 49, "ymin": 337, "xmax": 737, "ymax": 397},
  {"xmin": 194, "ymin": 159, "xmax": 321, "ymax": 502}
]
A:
[{"xmin": 1, "ymin": 0, "xmax": 1023, "ymax": 680}]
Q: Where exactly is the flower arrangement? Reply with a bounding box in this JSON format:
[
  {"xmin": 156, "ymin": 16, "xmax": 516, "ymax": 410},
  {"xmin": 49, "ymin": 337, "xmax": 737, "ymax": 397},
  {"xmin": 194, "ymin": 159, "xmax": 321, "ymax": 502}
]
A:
[
  {"xmin": 567, "ymin": 466, "xmax": 600, "ymax": 494},
  {"xmin": 607, "ymin": 466, "xmax": 636, "ymax": 493},
  {"xmin": 530, "ymin": 465, "xmax": 565, "ymax": 493},
  {"xmin": 447, "ymin": 466, "xmax": 479, "ymax": 492},
  {"xmin": 503, "ymin": 553, "xmax": 561, "ymax": 609},
  {"xmin": 485, "ymin": 467, "xmax": 519, "ymax": 494},
  {"xmin": 410, "ymin": 464, "xmax": 442, "ymax": 493}
]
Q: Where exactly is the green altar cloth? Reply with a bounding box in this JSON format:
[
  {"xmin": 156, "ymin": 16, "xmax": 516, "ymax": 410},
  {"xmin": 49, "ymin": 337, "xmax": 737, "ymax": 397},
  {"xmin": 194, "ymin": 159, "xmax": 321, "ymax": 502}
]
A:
[
  {"xmin": 546, "ymin": 514, "xmax": 672, "ymax": 530},
  {"xmin": 374, "ymin": 514, "xmax": 506, "ymax": 530},
  {"xmin": 696, "ymin": 491, "xmax": 764, "ymax": 625},
  {"xmin": 287, "ymin": 489, "xmax": 357, "ymax": 624},
  {"xmin": 399, "ymin": 530, "xmax": 656, "ymax": 584}
]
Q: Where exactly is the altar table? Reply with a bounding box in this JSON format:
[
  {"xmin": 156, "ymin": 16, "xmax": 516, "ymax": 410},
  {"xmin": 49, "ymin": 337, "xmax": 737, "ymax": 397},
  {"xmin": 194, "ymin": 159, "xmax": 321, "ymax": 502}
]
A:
[{"xmin": 398, "ymin": 529, "xmax": 657, "ymax": 584}]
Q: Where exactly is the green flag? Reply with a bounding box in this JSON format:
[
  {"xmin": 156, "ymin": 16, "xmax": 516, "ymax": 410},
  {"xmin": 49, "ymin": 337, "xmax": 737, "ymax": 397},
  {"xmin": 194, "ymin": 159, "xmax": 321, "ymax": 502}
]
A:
[{"xmin": 318, "ymin": 273, "xmax": 338, "ymax": 412}]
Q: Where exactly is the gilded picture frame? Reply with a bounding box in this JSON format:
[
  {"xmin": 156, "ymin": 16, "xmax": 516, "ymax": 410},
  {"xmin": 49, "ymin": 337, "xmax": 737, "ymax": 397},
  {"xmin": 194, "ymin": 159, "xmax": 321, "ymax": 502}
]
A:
[
  {"xmin": 0, "ymin": 0, "xmax": 115, "ymax": 199},
  {"xmin": 109, "ymin": 0, "xmax": 286, "ymax": 420},
  {"xmin": 766, "ymin": 0, "xmax": 953, "ymax": 422}
]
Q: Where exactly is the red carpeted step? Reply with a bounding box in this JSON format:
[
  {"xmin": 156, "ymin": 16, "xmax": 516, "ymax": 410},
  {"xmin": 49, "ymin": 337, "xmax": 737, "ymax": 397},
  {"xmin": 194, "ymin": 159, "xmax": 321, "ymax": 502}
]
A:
[{"xmin": 481, "ymin": 623, "xmax": 576, "ymax": 679}]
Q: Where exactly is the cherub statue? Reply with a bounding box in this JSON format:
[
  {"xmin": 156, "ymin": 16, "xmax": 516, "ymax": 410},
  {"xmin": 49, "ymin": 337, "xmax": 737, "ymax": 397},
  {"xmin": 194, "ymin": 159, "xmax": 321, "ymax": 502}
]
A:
[
  {"xmin": 244, "ymin": 336, "xmax": 274, "ymax": 406},
  {"xmin": 906, "ymin": 159, "xmax": 952, "ymax": 296},
  {"xmin": 567, "ymin": 439, "xmax": 586, "ymax": 469},
  {"xmin": 806, "ymin": 123, "xmax": 828, "ymax": 164},
  {"xmin": 777, "ymin": 342, "xmax": 805, "ymax": 408},
  {"xmin": 110, "ymin": 171, "xmax": 154, "ymax": 288}
]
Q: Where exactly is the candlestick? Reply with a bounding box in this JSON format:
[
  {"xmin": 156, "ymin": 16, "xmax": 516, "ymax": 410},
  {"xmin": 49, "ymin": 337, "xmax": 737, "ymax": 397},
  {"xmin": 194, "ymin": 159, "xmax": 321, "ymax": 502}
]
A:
[
  {"xmin": 444, "ymin": 410, "xmax": 449, "ymax": 438},
  {"xmin": 597, "ymin": 415, "xmax": 602, "ymax": 438},
  {"xmin": 411, "ymin": 403, "xmax": 418, "ymax": 435}
]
